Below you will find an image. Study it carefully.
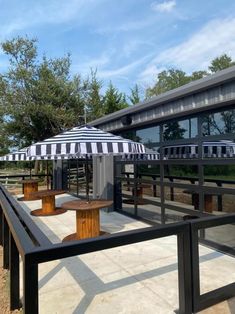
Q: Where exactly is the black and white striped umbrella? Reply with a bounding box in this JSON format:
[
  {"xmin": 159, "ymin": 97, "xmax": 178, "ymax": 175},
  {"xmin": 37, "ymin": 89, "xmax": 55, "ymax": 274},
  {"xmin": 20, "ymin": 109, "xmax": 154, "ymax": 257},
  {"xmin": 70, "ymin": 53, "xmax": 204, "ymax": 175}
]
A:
[
  {"xmin": 163, "ymin": 141, "xmax": 235, "ymax": 159},
  {"xmin": 27, "ymin": 125, "xmax": 146, "ymax": 158},
  {"xmin": 0, "ymin": 147, "xmax": 30, "ymax": 161},
  {"xmin": 0, "ymin": 147, "xmax": 82, "ymax": 161}
]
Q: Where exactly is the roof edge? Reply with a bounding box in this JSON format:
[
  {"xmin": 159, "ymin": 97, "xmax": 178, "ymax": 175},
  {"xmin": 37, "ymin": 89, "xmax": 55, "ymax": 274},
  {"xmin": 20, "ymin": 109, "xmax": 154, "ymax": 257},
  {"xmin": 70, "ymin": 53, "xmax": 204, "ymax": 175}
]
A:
[{"xmin": 90, "ymin": 65, "xmax": 235, "ymax": 126}]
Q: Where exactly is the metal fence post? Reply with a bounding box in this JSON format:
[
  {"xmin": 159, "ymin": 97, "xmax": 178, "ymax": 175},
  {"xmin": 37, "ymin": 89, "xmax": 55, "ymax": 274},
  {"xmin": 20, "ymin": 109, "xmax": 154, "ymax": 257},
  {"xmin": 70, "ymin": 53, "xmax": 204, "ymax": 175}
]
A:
[
  {"xmin": 10, "ymin": 233, "xmax": 20, "ymax": 310},
  {"xmin": 0, "ymin": 206, "xmax": 2, "ymax": 246},
  {"xmin": 23, "ymin": 257, "xmax": 38, "ymax": 314},
  {"xmin": 3, "ymin": 215, "xmax": 10, "ymax": 269},
  {"xmin": 177, "ymin": 224, "xmax": 193, "ymax": 314}
]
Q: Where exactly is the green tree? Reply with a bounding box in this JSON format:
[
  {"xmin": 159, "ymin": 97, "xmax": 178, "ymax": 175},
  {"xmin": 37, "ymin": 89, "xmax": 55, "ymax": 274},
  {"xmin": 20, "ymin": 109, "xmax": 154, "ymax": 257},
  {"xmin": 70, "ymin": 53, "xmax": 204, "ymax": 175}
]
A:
[
  {"xmin": 209, "ymin": 54, "xmax": 235, "ymax": 73},
  {"xmin": 129, "ymin": 84, "xmax": 141, "ymax": 105},
  {"xmin": 85, "ymin": 69, "xmax": 104, "ymax": 122},
  {"xmin": 163, "ymin": 121, "xmax": 186, "ymax": 141},
  {"xmin": 146, "ymin": 69, "xmax": 192, "ymax": 98},
  {"xmin": 145, "ymin": 54, "xmax": 235, "ymax": 99},
  {"xmin": 191, "ymin": 70, "xmax": 208, "ymax": 80},
  {"xmin": 0, "ymin": 36, "xmax": 85, "ymax": 147},
  {"xmin": 103, "ymin": 82, "xmax": 129, "ymax": 115}
]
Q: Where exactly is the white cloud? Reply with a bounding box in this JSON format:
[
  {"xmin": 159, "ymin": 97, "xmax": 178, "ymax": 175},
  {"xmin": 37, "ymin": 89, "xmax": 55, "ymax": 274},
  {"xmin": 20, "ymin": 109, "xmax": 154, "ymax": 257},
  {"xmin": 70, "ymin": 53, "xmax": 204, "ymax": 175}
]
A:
[
  {"xmin": 0, "ymin": 0, "xmax": 107, "ymax": 39},
  {"xmin": 137, "ymin": 64, "xmax": 166, "ymax": 88},
  {"xmin": 138, "ymin": 16, "xmax": 235, "ymax": 83},
  {"xmin": 151, "ymin": 0, "xmax": 176, "ymax": 13},
  {"xmin": 98, "ymin": 55, "xmax": 152, "ymax": 79},
  {"xmin": 72, "ymin": 53, "xmax": 111, "ymax": 76},
  {"xmin": 96, "ymin": 18, "xmax": 156, "ymax": 35}
]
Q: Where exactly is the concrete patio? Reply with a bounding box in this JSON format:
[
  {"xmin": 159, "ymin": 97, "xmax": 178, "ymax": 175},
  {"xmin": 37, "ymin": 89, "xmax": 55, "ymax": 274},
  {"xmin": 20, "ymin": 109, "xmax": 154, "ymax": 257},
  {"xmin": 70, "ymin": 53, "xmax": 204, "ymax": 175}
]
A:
[{"xmin": 16, "ymin": 193, "xmax": 235, "ymax": 314}]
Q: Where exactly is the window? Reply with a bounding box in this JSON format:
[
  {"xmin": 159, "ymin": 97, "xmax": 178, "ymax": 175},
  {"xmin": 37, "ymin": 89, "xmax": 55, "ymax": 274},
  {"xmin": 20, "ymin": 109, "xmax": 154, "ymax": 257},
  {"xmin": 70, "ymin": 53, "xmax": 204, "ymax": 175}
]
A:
[
  {"xmin": 202, "ymin": 109, "xmax": 235, "ymax": 136},
  {"xmin": 136, "ymin": 126, "xmax": 160, "ymax": 150},
  {"xmin": 163, "ymin": 118, "xmax": 197, "ymax": 140}
]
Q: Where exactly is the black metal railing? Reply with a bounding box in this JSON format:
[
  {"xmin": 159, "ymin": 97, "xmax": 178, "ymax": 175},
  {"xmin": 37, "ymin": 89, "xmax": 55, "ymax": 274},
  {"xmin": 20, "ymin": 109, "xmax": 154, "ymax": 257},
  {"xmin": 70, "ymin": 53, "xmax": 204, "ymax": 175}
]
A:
[
  {"xmin": 190, "ymin": 215, "xmax": 235, "ymax": 312},
  {"xmin": 122, "ymin": 171, "xmax": 235, "ymax": 211},
  {"xmin": 0, "ymin": 183, "xmax": 234, "ymax": 314}
]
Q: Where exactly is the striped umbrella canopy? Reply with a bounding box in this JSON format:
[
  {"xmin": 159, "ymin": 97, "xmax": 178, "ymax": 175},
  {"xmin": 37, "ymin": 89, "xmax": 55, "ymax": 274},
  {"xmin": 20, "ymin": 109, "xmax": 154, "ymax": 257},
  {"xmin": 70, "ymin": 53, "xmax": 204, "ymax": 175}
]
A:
[
  {"xmin": 163, "ymin": 141, "xmax": 235, "ymax": 159},
  {"xmin": 0, "ymin": 147, "xmax": 82, "ymax": 161},
  {"xmin": 0, "ymin": 147, "xmax": 30, "ymax": 161},
  {"xmin": 27, "ymin": 125, "xmax": 146, "ymax": 200},
  {"xmin": 27, "ymin": 125, "xmax": 146, "ymax": 158}
]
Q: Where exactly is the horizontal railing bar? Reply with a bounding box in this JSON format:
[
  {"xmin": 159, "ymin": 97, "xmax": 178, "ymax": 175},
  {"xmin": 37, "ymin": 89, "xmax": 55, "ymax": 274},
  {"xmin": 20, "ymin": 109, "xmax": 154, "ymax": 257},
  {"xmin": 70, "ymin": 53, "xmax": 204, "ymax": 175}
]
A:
[
  {"xmin": 0, "ymin": 190, "xmax": 35, "ymax": 256},
  {"xmin": 27, "ymin": 222, "xmax": 189, "ymax": 264},
  {"xmin": 190, "ymin": 213, "xmax": 235, "ymax": 229},
  {"xmin": 0, "ymin": 174, "xmax": 52, "ymax": 178},
  {"xmin": 163, "ymin": 182, "xmax": 235, "ymax": 195},
  {"xmin": 121, "ymin": 172, "xmax": 235, "ymax": 185},
  {"xmin": 163, "ymin": 203, "xmax": 209, "ymax": 217},
  {"xmin": 196, "ymin": 282, "xmax": 235, "ymax": 312},
  {"xmin": 199, "ymin": 238, "xmax": 235, "ymax": 257},
  {"xmin": 1, "ymin": 185, "xmax": 51, "ymax": 247}
]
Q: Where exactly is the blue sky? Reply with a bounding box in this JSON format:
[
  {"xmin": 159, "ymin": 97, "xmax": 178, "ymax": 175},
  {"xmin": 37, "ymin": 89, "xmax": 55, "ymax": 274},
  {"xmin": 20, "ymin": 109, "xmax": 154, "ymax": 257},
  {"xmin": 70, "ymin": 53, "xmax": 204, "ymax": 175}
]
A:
[{"xmin": 1, "ymin": 0, "xmax": 235, "ymax": 96}]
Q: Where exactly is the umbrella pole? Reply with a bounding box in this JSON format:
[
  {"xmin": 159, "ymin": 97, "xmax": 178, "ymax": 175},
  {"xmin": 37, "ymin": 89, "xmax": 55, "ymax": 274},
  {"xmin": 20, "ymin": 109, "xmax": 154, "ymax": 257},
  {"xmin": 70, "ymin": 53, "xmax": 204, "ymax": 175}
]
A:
[
  {"xmin": 85, "ymin": 155, "xmax": 89, "ymax": 201},
  {"xmin": 29, "ymin": 161, "xmax": 32, "ymax": 178},
  {"xmin": 46, "ymin": 160, "xmax": 49, "ymax": 190}
]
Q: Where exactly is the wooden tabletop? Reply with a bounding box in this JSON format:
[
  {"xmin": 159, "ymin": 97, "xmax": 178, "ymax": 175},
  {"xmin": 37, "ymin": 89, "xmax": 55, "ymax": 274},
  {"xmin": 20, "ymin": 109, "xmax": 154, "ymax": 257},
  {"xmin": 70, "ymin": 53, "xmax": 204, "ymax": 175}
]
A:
[
  {"xmin": 61, "ymin": 199, "xmax": 113, "ymax": 211},
  {"xmin": 20, "ymin": 179, "xmax": 40, "ymax": 184},
  {"xmin": 30, "ymin": 190, "xmax": 65, "ymax": 198}
]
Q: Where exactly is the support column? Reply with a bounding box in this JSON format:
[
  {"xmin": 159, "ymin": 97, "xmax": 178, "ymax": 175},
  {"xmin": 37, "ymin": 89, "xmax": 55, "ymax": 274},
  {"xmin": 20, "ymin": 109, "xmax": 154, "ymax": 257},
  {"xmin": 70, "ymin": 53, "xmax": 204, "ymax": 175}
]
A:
[
  {"xmin": 23, "ymin": 260, "xmax": 38, "ymax": 314},
  {"xmin": 93, "ymin": 156, "xmax": 114, "ymax": 211},
  {"xmin": 3, "ymin": 215, "xmax": 9, "ymax": 269},
  {"xmin": 0, "ymin": 206, "xmax": 3, "ymax": 246},
  {"xmin": 177, "ymin": 225, "xmax": 193, "ymax": 314},
  {"xmin": 10, "ymin": 233, "xmax": 20, "ymax": 310}
]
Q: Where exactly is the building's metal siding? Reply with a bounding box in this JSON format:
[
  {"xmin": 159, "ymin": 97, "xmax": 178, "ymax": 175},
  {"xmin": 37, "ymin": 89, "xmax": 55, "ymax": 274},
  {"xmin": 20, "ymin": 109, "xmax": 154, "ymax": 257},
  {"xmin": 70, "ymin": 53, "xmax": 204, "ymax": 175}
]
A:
[{"xmin": 96, "ymin": 80, "xmax": 235, "ymax": 132}]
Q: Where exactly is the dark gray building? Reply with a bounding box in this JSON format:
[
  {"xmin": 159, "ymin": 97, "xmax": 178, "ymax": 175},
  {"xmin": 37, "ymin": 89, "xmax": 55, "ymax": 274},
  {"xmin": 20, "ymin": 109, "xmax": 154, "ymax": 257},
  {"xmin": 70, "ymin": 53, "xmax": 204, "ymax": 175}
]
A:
[{"xmin": 86, "ymin": 66, "xmax": 235, "ymax": 226}]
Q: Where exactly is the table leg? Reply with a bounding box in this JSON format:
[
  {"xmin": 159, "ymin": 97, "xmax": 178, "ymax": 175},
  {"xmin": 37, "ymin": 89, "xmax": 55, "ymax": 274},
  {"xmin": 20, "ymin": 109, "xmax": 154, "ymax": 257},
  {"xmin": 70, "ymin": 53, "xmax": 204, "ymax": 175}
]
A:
[
  {"xmin": 63, "ymin": 208, "xmax": 103, "ymax": 242},
  {"xmin": 76, "ymin": 208, "xmax": 100, "ymax": 239},
  {"xmin": 25, "ymin": 182, "xmax": 38, "ymax": 199},
  {"xmin": 192, "ymin": 193, "xmax": 213, "ymax": 213},
  {"xmin": 42, "ymin": 195, "xmax": 55, "ymax": 214},
  {"xmin": 31, "ymin": 195, "xmax": 67, "ymax": 216},
  {"xmin": 204, "ymin": 195, "xmax": 213, "ymax": 213},
  {"xmin": 18, "ymin": 182, "xmax": 39, "ymax": 201}
]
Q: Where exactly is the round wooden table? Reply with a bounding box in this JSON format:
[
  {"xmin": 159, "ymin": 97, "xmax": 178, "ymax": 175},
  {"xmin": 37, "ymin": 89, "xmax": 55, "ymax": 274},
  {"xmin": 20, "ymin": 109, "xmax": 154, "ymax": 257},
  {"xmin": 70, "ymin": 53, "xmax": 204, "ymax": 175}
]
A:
[
  {"xmin": 61, "ymin": 199, "xmax": 113, "ymax": 241},
  {"xmin": 18, "ymin": 179, "xmax": 40, "ymax": 201},
  {"xmin": 30, "ymin": 190, "xmax": 66, "ymax": 216}
]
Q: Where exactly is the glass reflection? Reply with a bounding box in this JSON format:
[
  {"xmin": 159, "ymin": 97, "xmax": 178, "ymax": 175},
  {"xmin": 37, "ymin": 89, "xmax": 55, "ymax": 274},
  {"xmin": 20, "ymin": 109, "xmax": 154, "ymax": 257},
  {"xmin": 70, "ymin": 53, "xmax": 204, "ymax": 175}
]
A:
[
  {"xmin": 136, "ymin": 126, "xmax": 160, "ymax": 150},
  {"xmin": 202, "ymin": 109, "xmax": 235, "ymax": 136},
  {"xmin": 163, "ymin": 118, "xmax": 197, "ymax": 140}
]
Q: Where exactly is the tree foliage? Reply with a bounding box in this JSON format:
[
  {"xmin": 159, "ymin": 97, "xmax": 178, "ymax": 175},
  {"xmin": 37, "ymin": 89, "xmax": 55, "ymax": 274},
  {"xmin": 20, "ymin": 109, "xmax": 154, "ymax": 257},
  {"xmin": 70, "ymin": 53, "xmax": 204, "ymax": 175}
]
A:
[
  {"xmin": 0, "ymin": 36, "xmax": 85, "ymax": 147},
  {"xmin": 85, "ymin": 69, "xmax": 104, "ymax": 122},
  {"xmin": 129, "ymin": 84, "xmax": 141, "ymax": 105},
  {"xmin": 103, "ymin": 82, "xmax": 128, "ymax": 115},
  {"xmin": 146, "ymin": 54, "xmax": 235, "ymax": 98},
  {"xmin": 163, "ymin": 121, "xmax": 186, "ymax": 141},
  {"xmin": 208, "ymin": 54, "xmax": 235, "ymax": 73}
]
